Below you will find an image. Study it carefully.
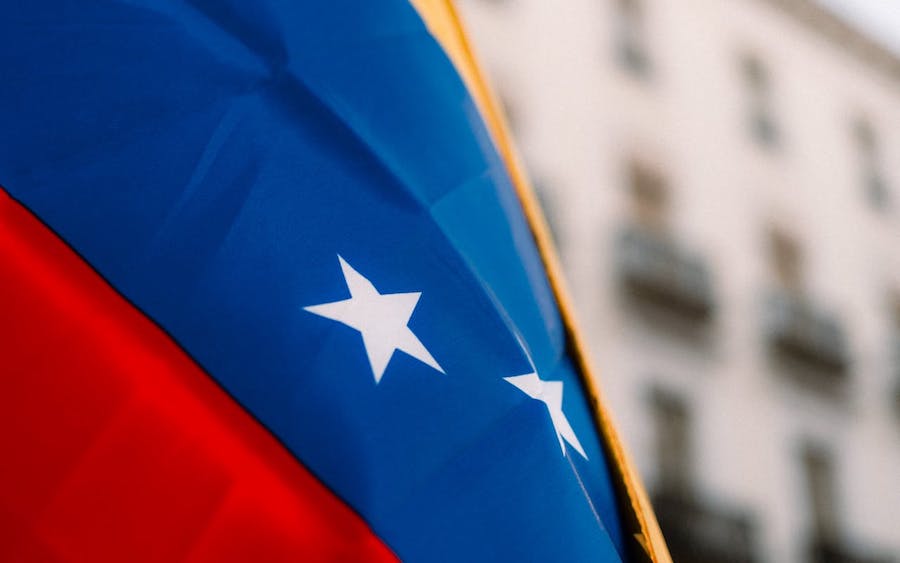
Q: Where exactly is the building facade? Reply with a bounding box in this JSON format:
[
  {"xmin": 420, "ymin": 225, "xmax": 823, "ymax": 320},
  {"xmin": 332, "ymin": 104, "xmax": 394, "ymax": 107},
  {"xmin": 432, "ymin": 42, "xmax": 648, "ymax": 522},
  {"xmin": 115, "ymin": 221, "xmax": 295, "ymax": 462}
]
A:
[{"xmin": 455, "ymin": 0, "xmax": 900, "ymax": 561}]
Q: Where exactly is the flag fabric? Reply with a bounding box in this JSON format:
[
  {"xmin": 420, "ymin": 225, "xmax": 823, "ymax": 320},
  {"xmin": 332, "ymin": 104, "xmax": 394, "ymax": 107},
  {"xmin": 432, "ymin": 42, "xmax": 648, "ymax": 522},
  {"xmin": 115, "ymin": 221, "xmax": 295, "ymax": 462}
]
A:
[{"xmin": 0, "ymin": 1, "xmax": 669, "ymax": 561}]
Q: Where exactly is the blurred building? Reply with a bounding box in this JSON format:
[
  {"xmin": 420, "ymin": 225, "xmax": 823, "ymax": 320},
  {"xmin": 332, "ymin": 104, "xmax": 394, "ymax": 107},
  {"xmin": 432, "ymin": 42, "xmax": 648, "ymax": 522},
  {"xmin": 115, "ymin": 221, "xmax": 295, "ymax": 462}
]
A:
[{"xmin": 455, "ymin": 0, "xmax": 900, "ymax": 561}]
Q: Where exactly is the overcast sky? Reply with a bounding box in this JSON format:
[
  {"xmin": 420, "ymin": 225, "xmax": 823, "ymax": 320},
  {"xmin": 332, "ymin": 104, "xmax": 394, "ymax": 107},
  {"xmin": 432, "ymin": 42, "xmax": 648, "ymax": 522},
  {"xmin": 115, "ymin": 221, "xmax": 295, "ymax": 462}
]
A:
[{"xmin": 815, "ymin": 1, "xmax": 900, "ymax": 55}]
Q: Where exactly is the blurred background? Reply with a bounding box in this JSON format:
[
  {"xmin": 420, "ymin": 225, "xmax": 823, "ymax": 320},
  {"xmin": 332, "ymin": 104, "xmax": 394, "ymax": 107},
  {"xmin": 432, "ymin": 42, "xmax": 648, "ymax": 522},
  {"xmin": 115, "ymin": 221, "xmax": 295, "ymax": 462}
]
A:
[{"xmin": 455, "ymin": 0, "xmax": 900, "ymax": 561}]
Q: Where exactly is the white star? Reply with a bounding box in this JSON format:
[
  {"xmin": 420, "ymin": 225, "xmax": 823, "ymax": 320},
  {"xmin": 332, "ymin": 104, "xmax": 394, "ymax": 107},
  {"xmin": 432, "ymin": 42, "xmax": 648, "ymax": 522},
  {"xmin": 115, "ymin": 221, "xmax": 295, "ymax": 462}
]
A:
[
  {"xmin": 504, "ymin": 372, "xmax": 587, "ymax": 459},
  {"xmin": 304, "ymin": 255, "xmax": 444, "ymax": 383}
]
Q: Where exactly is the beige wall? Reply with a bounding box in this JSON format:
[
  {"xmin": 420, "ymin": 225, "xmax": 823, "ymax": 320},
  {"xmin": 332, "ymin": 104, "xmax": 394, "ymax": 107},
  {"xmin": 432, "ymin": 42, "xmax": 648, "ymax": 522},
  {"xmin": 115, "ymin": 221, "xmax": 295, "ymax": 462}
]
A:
[{"xmin": 458, "ymin": 0, "xmax": 900, "ymax": 561}]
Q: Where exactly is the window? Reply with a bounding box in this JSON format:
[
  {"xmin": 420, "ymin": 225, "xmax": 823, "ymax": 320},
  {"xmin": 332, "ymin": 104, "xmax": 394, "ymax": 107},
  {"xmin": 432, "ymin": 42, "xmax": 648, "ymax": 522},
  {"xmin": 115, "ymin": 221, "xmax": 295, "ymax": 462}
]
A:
[
  {"xmin": 614, "ymin": 0, "xmax": 651, "ymax": 78},
  {"xmin": 650, "ymin": 388, "xmax": 692, "ymax": 493},
  {"xmin": 891, "ymin": 292, "xmax": 900, "ymax": 332},
  {"xmin": 769, "ymin": 228, "xmax": 802, "ymax": 289},
  {"xmin": 802, "ymin": 444, "xmax": 839, "ymax": 542},
  {"xmin": 533, "ymin": 180, "xmax": 562, "ymax": 247},
  {"xmin": 853, "ymin": 118, "xmax": 889, "ymax": 210},
  {"xmin": 889, "ymin": 291, "xmax": 900, "ymax": 378},
  {"xmin": 628, "ymin": 161, "xmax": 668, "ymax": 229},
  {"xmin": 741, "ymin": 55, "xmax": 779, "ymax": 148},
  {"xmin": 496, "ymin": 86, "xmax": 521, "ymax": 141}
]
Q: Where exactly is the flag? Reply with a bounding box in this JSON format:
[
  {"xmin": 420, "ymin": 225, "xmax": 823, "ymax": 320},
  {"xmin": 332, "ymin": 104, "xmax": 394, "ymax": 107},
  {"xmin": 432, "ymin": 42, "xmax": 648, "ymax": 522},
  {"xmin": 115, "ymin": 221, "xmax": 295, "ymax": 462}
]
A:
[{"xmin": 0, "ymin": 1, "xmax": 669, "ymax": 561}]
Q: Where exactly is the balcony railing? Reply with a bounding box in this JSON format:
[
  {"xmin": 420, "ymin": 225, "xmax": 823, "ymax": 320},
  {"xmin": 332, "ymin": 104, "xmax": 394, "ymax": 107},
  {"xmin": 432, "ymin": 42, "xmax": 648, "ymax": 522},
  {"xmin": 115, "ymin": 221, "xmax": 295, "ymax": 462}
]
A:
[
  {"xmin": 892, "ymin": 337, "xmax": 900, "ymax": 415},
  {"xmin": 763, "ymin": 291, "xmax": 849, "ymax": 377},
  {"xmin": 652, "ymin": 490, "xmax": 758, "ymax": 563},
  {"xmin": 809, "ymin": 537, "xmax": 895, "ymax": 563},
  {"xmin": 616, "ymin": 225, "xmax": 715, "ymax": 321}
]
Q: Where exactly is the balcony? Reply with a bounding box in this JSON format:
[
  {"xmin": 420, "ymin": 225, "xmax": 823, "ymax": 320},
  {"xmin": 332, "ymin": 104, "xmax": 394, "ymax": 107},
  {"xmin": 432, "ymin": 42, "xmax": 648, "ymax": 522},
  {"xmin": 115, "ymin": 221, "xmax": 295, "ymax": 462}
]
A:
[
  {"xmin": 892, "ymin": 337, "xmax": 900, "ymax": 415},
  {"xmin": 652, "ymin": 490, "xmax": 758, "ymax": 563},
  {"xmin": 763, "ymin": 291, "xmax": 850, "ymax": 378},
  {"xmin": 809, "ymin": 537, "xmax": 895, "ymax": 563},
  {"xmin": 615, "ymin": 225, "xmax": 715, "ymax": 322},
  {"xmin": 895, "ymin": 378, "xmax": 900, "ymax": 417}
]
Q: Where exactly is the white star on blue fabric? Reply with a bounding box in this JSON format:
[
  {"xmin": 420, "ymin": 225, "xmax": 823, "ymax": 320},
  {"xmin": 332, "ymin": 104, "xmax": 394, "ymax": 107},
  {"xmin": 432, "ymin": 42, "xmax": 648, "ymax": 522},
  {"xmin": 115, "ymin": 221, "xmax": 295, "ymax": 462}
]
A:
[
  {"xmin": 304, "ymin": 255, "xmax": 444, "ymax": 383},
  {"xmin": 505, "ymin": 372, "xmax": 587, "ymax": 459}
]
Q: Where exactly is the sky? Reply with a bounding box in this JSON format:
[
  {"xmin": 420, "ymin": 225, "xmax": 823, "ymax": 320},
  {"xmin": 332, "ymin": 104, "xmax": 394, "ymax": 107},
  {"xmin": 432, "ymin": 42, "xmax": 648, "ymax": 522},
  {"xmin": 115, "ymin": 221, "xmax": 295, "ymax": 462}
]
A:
[{"xmin": 815, "ymin": 1, "xmax": 900, "ymax": 55}]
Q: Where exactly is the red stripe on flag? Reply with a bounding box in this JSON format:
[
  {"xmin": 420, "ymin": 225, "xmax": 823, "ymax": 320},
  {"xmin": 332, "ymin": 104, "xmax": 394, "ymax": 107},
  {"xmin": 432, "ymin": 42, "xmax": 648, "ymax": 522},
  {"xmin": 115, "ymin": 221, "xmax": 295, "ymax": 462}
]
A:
[{"xmin": 0, "ymin": 190, "xmax": 397, "ymax": 562}]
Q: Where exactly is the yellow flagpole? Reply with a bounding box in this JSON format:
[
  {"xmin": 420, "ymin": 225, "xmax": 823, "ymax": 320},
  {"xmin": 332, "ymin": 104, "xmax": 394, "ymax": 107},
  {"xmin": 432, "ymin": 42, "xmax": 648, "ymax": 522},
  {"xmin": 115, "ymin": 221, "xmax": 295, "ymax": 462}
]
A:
[{"xmin": 408, "ymin": 1, "xmax": 672, "ymax": 561}]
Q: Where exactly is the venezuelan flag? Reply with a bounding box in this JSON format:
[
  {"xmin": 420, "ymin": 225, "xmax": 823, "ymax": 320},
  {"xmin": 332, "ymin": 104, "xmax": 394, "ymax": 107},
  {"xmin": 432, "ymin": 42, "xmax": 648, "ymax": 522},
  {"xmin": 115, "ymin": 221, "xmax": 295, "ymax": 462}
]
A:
[{"xmin": 0, "ymin": 1, "xmax": 669, "ymax": 561}]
